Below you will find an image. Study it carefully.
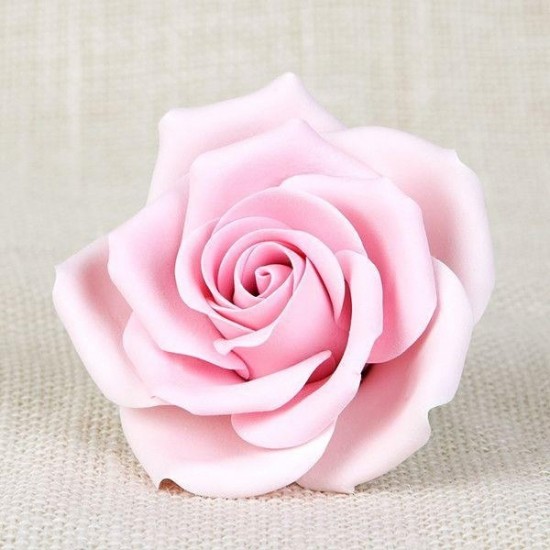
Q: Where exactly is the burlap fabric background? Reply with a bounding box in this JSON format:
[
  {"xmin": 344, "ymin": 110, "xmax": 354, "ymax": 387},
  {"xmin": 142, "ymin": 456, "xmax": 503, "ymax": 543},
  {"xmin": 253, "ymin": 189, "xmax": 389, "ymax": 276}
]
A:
[{"xmin": 1, "ymin": 1, "xmax": 548, "ymax": 548}]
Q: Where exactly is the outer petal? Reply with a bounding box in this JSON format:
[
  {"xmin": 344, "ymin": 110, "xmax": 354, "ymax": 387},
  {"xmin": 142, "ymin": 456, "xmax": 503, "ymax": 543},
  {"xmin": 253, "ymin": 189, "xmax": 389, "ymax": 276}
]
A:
[
  {"xmin": 53, "ymin": 237, "xmax": 158, "ymax": 408},
  {"xmin": 123, "ymin": 314, "xmax": 333, "ymax": 415},
  {"xmin": 148, "ymin": 73, "xmax": 346, "ymax": 202},
  {"xmin": 120, "ymin": 405, "xmax": 335, "ymax": 498},
  {"xmin": 183, "ymin": 119, "xmax": 376, "ymax": 235},
  {"xmin": 108, "ymin": 184, "xmax": 246, "ymax": 373},
  {"xmin": 297, "ymin": 259, "xmax": 474, "ymax": 493},
  {"xmin": 327, "ymin": 127, "xmax": 494, "ymax": 322},
  {"xmin": 231, "ymin": 250, "xmax": 383, "ymax": 449},
  {"xmin": 282, "ymin": 174, "xmax": 436, "ymax": 363}
]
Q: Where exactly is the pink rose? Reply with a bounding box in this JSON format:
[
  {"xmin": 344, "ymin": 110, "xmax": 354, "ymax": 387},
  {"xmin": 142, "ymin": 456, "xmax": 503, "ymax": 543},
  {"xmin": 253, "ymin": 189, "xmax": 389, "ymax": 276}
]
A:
[{"xmin": 53, "ymin": 74, "xmax": 494, "ymax": 497}]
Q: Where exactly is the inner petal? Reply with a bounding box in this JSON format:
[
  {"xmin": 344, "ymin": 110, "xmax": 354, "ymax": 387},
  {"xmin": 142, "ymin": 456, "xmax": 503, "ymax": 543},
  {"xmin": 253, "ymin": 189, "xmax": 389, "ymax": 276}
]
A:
[
  {"xmin": 215, "ymin": 187, "xmax": 366, "ymax": 256},
  {"xmin": 256, "ymin": 265, "xmax": 292, "ymax": 296},
  {"xmin": 221, "ymin": 239, "xmax": 304, "ymax": 307},
  {"xmin": 199, "ymin": 216, "xmax": 289, "ymax": 310},
  {"xmin": 218, "ymin": 228, "xmax": 345, "ymax": 318},
  {"xmin": 214, "ymin": 260, "xmax": 350, "ymax": 380},
  {"xmin": 210, "ymin": 240, "xmax": 305, "ymax": 331},
  {"xmin": 237, "ymin": 242, "xmax": 293, "ymax": 300},
  {"xmin": 210, "ymin": 270, "xmax": 294, "ymax": 331}
]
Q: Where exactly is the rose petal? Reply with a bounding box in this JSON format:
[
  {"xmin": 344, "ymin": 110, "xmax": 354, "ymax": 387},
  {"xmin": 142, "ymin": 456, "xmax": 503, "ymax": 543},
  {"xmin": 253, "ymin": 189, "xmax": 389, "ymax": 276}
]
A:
[
  {"xmin": 232, "ymin": 250, "xmax": 383, "ymax": 448},
  {"xmin": 176, "ymin": 218, "xmax": 301, "ymax": 332},
  {"xmin": 123, "ymin": 314, "xmax": 333, "ymax": 415},
  {"xmin": 206, "ymin": 217, "xmax": 290, "ymax": 309},
  {"xmin": 236, "ymin": 244, "xmax": 291, "ymax": 296},
  {"xmin": 230, "ymin": 242, "xmax": 296, "ymax": 313},
  {"xmin": 220, "ymin": 246, "xmax": 298, "ymax": 329},
  {"xmin": 211, "ymin": 221, "xmax": 303, "ymax": 304},
  {"xmin": 297, "ymin": 259, "xmax": 474, "ymax": 493},
  {"xmin": 327, "ymin": 127, "xmax": 494, "ymax": 321},
  {"xmin": 254, "ymin": 264, "xmax": 291, "ymax": 295},
  {"xmin": 107, "ymin": 185, "xmax": 247, "ymax": 374},
  {"xmin": 241, "ymin": 231, "xmax": 346, "ymax": 318},
  {"xmin": 177, "ymin": 203, "xmax": 351, "ymax": 334},
  {"xmin": 148, "ymin": 73, "xmax": 346, "ymax": 203},
  {"xmin": 216, "ymin": 186, "xmax": 367, "ymax": 255},
  {"xmin": 214, "ymin": 260, "xmax": 348, "ymax": 381},
  {"xmin": 209, "ymin": 226, "xmax": 346, "ymax": 319},
  {"xmin": 182, "ymin": 118, "xmax": 377, "ymax": 235},
  {"xmin": 53, "ymin": 237, "xmax": 158, "ymax": 408},
  {"xmin": 282, "ymin": 174, "xmax": 436, "ymax": 363},
  {"xmin": 120, "ymin": 405, "xmax": 335, "ymax": 498}
]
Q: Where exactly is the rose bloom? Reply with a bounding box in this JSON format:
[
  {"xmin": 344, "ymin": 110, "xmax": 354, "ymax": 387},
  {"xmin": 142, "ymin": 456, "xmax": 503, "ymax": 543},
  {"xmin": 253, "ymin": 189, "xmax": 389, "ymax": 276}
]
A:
[{"xmin": 53, "ymin": 74, "xmax": 494, "ymax": 497}]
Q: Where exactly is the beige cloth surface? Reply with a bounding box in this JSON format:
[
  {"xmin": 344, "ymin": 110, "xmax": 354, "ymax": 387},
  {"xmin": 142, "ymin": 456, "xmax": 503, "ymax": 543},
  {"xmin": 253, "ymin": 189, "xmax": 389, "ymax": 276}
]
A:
[{"xmin": 1, "ymin": 1, "xmax": 549, "ymax": 548}]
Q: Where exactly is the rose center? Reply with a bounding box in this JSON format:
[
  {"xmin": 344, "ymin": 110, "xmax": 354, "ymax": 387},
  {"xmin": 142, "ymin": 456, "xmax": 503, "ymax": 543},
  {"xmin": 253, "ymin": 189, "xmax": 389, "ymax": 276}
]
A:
[{"xmin": 230, "ymin": 241, "xmax": 300, "ymax": 307}]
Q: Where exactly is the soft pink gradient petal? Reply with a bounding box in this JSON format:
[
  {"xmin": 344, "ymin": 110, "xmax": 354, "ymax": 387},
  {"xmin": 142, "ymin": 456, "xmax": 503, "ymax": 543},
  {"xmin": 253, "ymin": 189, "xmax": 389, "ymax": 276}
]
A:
[
  {"xmin": 175, "ymin": 219, "xmax": 300, "ymax": 332},
  {"xmin": 120, "ymin": 405, "xmax": 335, "ymax": 498},
  {"xmin": 209, "ymin": 219, "xmax": 302, "ymax": 303},
  {"xmin": 183, "ymin": 119, "xmax": 377, "ymax": 235},
  {"xmin": 204, "ymin": 216, "xmax": 289, "ymax": 308},
  {"xmin": 235, "ymin": 230, "xmax": 346, "ymax": 318},
  {"xmin": 229, "ymin": 243, "xmax": 296, "ymax": 315},
  {"xmin": 254, "ymin": 264, "xmax": 290, "ymax": 295},
  {"xmin": 53, "ymin": 238, "xmax": 159, "ymax": 408},
  {"xmin": 214, "ymin": 261, "xmax": 348, "ymax": 380},
  {"xmin": 232, "ymin": 250, "xmax": 383, "ymax": 448},
  {"xmin": 220, "ymin": 247, "xmax": 297, "ymax": 329},
  {"xmin": 202, "ymin": 225, "xmax": 346, "ymax": 319},
  {"xmin": 175, "ymin": 219, "xmax": 229, "ymax": 314},
  {"xmin": 327, "ymin": 127, "xmax": 494, "ymax": 322},
  {"xmin": 237, "ymin": 247, "xmax": 291, "ymax": 298},
  {"xmin": 282, "ymin": 174, "xmax": 436, "ymax": 363},
  {"xmin": 123, "ymin": 315, "xmax": 332, "ymax": 415},
  {"xmin": 175, "ymin": 217, "xmax": 289, "ymax": 318},
  {"xmin": 216, "ymin": 187, "xmax": 366, "ymax": 255},
  {"xmin": 107, "ymin": 185, "xmax": 246, "ymax": 374},
  {"xmin": 148, "ymin": 73, "xmax": 346, "ymax": 203},
  {"xmin": 297, "ymin": 259, "xmax": 474, "ymax": 493}
]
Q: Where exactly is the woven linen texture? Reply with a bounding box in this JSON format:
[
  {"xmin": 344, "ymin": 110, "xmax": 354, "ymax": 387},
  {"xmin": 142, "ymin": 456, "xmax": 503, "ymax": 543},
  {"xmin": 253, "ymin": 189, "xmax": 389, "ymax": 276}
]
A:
[{"xmin": 0, "ymin": 1, "xmax": 548, "ymax": 548}]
